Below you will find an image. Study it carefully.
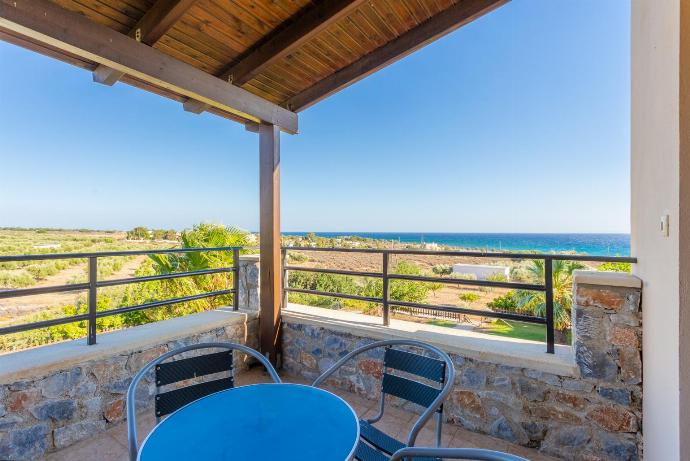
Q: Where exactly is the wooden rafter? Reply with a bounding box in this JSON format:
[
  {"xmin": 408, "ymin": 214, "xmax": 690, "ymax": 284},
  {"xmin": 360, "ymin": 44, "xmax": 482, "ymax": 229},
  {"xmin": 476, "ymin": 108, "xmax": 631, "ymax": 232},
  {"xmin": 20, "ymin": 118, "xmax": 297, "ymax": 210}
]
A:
[
  {"xmin": 0, "ymin": 0, "xmax": 298, "ymax": 133},
  {"xmin": 93, "ymin": 0, "xmax": 197, "ymax": 86},
  {"xmin": 284, "ymin": 0, "xmax": 509, "ymax": 111},
  {"xmin": 185, "ymin": 0, "xmax": 365, "ymax": 115},
  {"xmin": 220, "ymin": 0, "xmax": 366, "ymax": 86}
]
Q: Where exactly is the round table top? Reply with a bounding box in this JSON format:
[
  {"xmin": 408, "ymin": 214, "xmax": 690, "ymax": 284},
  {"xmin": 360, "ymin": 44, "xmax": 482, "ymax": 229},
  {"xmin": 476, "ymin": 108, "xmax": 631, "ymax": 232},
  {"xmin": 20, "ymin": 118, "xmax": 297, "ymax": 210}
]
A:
[{"xmin": 138, "ymin": 383, "xmax": 360, "ymax": 461}]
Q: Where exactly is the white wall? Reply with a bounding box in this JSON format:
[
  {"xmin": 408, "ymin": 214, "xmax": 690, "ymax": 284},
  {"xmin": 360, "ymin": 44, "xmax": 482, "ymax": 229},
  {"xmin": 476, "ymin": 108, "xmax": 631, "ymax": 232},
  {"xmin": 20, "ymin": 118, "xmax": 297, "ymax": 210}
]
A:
[{"xmin": 631, "ymin": 1, "xmax": 684, "ymax": 459}]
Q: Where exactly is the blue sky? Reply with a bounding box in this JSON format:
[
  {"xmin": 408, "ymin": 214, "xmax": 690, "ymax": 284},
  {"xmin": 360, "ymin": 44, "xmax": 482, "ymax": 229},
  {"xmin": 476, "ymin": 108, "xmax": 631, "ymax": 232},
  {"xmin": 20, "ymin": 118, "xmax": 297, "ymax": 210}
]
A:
[{"xmin": 0, "ymin": 0, "xmax": 630, "ymax": 234}]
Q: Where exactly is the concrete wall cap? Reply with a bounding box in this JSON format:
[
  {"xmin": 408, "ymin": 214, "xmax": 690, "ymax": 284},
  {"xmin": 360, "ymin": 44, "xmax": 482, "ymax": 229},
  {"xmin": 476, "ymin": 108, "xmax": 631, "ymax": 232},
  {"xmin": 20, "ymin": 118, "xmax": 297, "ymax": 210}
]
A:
[
  {"xmin": 573, "ymin": 270, "xmax": 642, "ymax": 288},
  {"xmin": 0, "ymin": 308, "xmax": 258, "ymax": 384},
  {"xmin": 239, "ymin": 254, "xmax": 260, "ymax": 262}
]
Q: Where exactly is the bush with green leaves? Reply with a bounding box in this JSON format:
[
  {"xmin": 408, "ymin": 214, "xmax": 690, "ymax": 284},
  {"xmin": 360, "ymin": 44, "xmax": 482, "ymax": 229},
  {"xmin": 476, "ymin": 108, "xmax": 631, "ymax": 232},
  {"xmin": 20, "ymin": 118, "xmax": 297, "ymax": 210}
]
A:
[
  {"xmin": 459, "ymin": 292, "xmax": 481, "ymax": 303},
  {"xmin": 487, "ymin": 291, "xmax": 517, "ymax": 310},
  {"xmin": 597, "ymin": 262, "xmax": 631, "ymax": 273},
  {"xmin": 432, "ymin": 264, "xmax": 452, "ymax": 276}
]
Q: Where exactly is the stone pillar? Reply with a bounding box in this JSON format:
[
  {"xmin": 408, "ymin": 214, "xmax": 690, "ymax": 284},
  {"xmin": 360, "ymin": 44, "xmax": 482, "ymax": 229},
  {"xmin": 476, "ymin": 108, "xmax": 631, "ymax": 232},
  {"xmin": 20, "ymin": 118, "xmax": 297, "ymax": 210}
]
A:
[
  {"xmin": 238, "ymin": 254, "xmax": 260, "ymax": 311},
  {"xmin": 572, "ymin": 271, "xmax": 642, "ymax": 385}
]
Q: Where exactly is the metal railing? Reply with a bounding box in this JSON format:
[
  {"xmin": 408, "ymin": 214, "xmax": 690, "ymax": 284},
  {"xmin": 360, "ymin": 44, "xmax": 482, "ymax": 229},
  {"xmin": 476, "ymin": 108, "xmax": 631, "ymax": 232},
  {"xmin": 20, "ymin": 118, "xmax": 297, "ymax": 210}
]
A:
[
  {"xmin": 0, "ymin": 245, "xmax": 637, "ymax": 354},
  {"xmin": 281, "ymin": 247, "xmax": 637, "ymax": 353},
  {"xmin": 0, "ymin": 247, "xmax": 242, "ymax": 345}
]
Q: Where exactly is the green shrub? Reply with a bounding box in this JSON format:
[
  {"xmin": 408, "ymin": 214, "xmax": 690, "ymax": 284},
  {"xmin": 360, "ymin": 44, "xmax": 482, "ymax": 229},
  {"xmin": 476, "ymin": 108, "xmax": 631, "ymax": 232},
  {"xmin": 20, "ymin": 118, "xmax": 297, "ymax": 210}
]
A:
[
  {"xmin": 432, "ymin": 264, "xmax": 452, "ymax": 276},
  {"xmin": 598, "ymin": 262, "xmax": 631, "ymax": 273},
  {"xmin": 459, "ymin": 292, "xmax": 480, "ymax": 303},
  {"xmin": 487, "ymin": 291, "xmax": 517, "ymax": 310}
]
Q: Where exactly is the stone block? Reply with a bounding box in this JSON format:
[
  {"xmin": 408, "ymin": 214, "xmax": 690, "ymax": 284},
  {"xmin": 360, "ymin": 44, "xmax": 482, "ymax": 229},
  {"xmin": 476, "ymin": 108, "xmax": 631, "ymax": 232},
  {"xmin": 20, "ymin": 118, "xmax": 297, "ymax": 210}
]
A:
[
  {"xmin": 575, "ymin": 344, "xmax": 618, "ymax": 382},
  {"xmin": 598, "ymin": 387, "xmax": 632, "ymax": 406},
  {"xmin": 104, "ymin": 398, "xmax": 125, "ymax": 423},
  {"xmin": 576, "ymin": 286, "xmax": 627, "ymax": 311},
  {"xmin": 586, "ymin": 405, "xmax": 637, "ymax": 432},
  {"xmin": 489, "ymin": 416, "xmax": 527, "ymax": 445},
  {"xmin": 554, "ymin": 390, "xmax": 586, "ymax": 410},
  {"xmin": 7, "ymin": 389, "xmax": 41, "ymax": 412},
  {"xmin": 452, "ymin": 390, "xmax": 485, "ymax": 418},
  {"xmin": 598, "ymin": 432, "xmax": 639, "ymax": 461},
  {"xmin": 0, "ymin": 414, "xmax": 22, "ymax": 430},
  {"xmin": 618, "ymin": 348, "xmax": 642, "ymax": 384},
  {"xmin": 0, "ymin": 423, "xmax": 50, "ymax": 460},
  {"xmin": 358, "ymin": 359, "xmax": 383, "ymax": 380},
  {"xmin": 30, "ymin": 399, "xmax": 77, "ymax": 422},
  {"xmin": 38, "ymin": 368, "xmax": 83, "ymax": 398},
  {"xmin": 609, "ymin": 326, "xmax": 639, "ymax": 348},
  {"xmin": 517, "ymin": 378, "xmax": 547, "ymax": 402},
  {"xmin": 460, "ymin": 367, "xmax": 486, "ymax": 390},
  {"xmin": 550, "ymin": 426, "xmax": 592, "ymax": 448}
]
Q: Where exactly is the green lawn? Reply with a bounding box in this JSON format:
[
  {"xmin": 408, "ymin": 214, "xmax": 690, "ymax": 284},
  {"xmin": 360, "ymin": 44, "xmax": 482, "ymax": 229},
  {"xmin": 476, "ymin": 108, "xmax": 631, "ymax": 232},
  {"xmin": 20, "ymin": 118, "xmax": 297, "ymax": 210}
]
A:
[{"xmin": 478, "ymin": 319, "xmax": 550, "ymax": 342}]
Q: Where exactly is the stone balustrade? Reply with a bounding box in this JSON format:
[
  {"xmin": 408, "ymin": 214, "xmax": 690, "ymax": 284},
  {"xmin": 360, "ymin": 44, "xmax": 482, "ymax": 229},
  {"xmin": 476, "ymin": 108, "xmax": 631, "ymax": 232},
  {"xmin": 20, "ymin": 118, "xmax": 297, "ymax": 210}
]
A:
[
  {"xmin": 282, "ymin": 271, "xmax": 643, "ymax": 461},
  {"xmin": 0, "ymin": 309, "xmax": 258, "ymax": 460}
]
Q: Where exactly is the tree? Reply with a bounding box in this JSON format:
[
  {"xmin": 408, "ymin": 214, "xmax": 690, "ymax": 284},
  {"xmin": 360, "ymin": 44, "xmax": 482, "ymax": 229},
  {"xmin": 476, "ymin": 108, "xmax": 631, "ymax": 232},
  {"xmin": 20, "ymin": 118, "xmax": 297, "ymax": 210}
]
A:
[
  {"xmin": 126, "ymin": 224, "xmax": 251, "ymax": 322},
  {"xmin": 126, "ymin": 226, "xmax": 149, "ymax": 240},
  {"xmin": 513, "ymin": 259, "xmax": 585, "ymax": 343}
]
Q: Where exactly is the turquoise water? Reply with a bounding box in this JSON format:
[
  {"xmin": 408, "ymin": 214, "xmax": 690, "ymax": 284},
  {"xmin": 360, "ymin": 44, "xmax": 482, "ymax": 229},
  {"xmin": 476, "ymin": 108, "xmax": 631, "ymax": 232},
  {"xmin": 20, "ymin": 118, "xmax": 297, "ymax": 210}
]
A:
[{"xmin": 283, "ymin": 232, "xmax": 631, "ymax": 256}]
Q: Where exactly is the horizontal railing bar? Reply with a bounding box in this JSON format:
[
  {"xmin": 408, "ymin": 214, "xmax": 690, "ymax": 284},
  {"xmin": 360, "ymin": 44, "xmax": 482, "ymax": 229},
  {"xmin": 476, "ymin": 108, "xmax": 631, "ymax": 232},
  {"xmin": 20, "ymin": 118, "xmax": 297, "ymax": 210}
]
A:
[
  {"xmin": 95, "ymin": 290, "xmax": 235, "ymax": 317},
  {"xmin": 0, "ymin": 313, "xmax": 91, "ymax": 335},
  {"xmin": 389, "ymin": 300, "xmax": 547, "ymax": 324},
  {"xmin": 283, "ymin": 265, "xmax": 382, "ymax": 278},
  {"xmin": 98, "ymin": 267, "xmax": 235, "ymax": 288},
  {"xmin": 0, "ymin": 282, "xmax": 90, "ymax": 299},
  {"xmin": 387, "ymin": 274, "xmax": 545, "ymax": 291},
  {"xmin": 0, "ymin": 246, "xmax": 244, "ymax": 263},
  {"xmin": 282, "ymin": 246, "xmax": 637, "ymax": 263},
  {"xmin": 285, "ymin": 287, "xmax": 382, "ymax": 304}
]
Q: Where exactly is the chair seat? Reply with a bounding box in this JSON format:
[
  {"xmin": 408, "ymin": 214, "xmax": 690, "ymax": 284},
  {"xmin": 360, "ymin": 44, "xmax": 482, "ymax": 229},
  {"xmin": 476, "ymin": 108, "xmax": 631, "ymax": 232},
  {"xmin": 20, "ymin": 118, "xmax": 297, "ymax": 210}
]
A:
[
  {"xmin": 358, "ymin": 420, "xmax": 441, "ymax": 461},
  {"xmin": 360, "ymin": 420, "xmax": 406, "ymax": 455},
  {"xmin": 355, "ymin": 440, "xmax": 390, "ymax": 461}
]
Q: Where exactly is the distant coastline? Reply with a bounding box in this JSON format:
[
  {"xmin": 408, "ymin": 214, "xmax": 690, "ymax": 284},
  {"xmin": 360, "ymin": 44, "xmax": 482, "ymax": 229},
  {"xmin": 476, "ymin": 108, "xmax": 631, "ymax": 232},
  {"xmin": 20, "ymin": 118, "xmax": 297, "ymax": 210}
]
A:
[{"xmin": 282, "ymin": 232, "xmax": 631, "ymax": 256}]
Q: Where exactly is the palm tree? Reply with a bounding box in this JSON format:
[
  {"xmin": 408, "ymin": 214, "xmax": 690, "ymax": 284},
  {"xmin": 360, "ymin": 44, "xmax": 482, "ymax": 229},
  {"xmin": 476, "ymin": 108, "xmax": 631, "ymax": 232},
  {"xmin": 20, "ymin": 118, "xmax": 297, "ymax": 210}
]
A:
[
  {"xmin": 148, "ymin": 224, "xmax": 251, "ymax": 310},
  {"xmin": 513, "ymin": 259, "xmax": 585, "ymax": 343}
]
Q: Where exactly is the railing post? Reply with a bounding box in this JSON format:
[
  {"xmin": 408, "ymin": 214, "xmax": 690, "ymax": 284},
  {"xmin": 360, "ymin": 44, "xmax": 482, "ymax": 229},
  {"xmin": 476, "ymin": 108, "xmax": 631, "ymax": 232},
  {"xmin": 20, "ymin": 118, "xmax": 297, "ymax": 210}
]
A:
[
  {"xmin": 281, "ymin": 248, "xmax": 288, "ymax": 310},
  {"xmin": 87, "ymin": 256, "xmax": 97, "ymax": 345},
  {"xmin": 544, "ymin": 257, "xmax": 555, "ymax": 354},
  {"xmin": 382, "ymin": 251, "xmax": 390, "ymax": 326},
  {"xmin": 232, "ymin": 248, "xmax": 239, "ymax": 311}
]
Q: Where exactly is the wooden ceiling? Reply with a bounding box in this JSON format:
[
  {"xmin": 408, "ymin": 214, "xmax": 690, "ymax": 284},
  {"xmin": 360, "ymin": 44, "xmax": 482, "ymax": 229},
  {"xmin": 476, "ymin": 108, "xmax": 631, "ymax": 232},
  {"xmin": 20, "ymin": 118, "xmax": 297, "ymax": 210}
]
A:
[{"xmin": 0, "ymin": 0, "xmax": 508, "ymax": 130}]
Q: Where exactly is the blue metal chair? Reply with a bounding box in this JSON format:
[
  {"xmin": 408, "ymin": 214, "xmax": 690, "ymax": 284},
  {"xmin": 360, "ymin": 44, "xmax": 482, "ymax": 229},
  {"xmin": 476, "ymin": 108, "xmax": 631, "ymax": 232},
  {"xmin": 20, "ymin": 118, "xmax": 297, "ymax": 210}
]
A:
[
  {"xmin": 312, "ymin": 339, "xmax": 456, "ymax": 461},
  {"xmin": 390, "ymin": 447, "xmax": 529, "ymax": 461},
  {"xmin": 126, "ymin": 342, "xmax": 281, "ymax": 461}
]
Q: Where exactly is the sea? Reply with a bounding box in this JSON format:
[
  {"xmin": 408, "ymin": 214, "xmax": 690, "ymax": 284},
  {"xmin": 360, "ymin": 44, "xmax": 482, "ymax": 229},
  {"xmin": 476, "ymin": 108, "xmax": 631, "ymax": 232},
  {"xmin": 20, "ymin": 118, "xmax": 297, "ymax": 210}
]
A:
[{"xmin": 282, "ymin": 232, "xmax": 631, "ymax": 256}]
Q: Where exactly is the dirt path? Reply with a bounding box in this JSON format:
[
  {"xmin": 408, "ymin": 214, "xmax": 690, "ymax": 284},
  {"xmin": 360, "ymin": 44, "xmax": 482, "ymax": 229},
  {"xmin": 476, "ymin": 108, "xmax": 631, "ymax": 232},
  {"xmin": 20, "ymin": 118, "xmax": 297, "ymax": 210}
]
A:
[{"xmin": 0, "ymin": 256, "xmax": 146, "ymax": 323}]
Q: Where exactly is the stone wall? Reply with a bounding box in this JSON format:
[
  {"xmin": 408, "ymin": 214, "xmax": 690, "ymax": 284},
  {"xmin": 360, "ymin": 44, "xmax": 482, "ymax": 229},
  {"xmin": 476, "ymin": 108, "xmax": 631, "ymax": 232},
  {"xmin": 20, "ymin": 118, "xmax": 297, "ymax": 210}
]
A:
[
  {"xmin": 282, "ymin": 272, "xmax": 643, "ymax": 461},
  {"xmin": 0, "ymin": 310, "xmax": 258, "ymax": 460}
]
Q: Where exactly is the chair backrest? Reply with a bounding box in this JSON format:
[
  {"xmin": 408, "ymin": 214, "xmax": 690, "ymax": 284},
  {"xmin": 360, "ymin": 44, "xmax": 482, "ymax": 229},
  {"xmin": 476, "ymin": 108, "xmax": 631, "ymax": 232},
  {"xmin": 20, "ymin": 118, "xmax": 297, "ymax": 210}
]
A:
[
  {"xmin": 389, "ymin": 447, "xmax": 529, "ymax": 461},
  {"xmin": 381, "ymin": 348, "xmax": 446, "ymax": 412},
  {"xmin": 127, "ymin": 342, "xmax": 281, "ymax": 461},
  {"xmin": 154, "ymin": 349, "xmax": 234, "ymax": 418},
  {"xmin": 312, "ymin": 339, "xmax": 455, "ymax": 448}
]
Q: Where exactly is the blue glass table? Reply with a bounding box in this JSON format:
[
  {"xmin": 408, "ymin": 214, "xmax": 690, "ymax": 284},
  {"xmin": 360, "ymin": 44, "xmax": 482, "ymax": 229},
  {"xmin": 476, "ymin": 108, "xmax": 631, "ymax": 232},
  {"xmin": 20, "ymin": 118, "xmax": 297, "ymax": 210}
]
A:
[{"xmin": 138, "ymin": 383, "xmax": 360, "ymax": 461}]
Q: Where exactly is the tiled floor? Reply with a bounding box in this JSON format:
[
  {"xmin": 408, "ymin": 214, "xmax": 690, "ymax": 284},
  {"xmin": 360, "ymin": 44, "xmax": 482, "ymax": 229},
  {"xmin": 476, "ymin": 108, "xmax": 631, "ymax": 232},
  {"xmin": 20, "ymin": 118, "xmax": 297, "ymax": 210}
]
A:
[{"xmin": 45, "ymin": 369, "xmax": 561, "ymax": 461}]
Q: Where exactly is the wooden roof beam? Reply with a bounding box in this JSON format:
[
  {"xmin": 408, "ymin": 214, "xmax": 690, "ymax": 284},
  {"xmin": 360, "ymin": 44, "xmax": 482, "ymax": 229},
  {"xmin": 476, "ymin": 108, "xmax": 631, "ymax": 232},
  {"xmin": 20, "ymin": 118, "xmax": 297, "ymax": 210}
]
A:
[
  {"xmin": 285, "ymin": 0, "xmax": 510, "ymax": 111},
  {"xmin": 220, "ymin": 0, "xmax": 366, "ymax": 86},
  {"xmin": 0, "ymin": 0, "xmax": 298, "ymax": 133},
  {"xmin": 185, "ymin": 0, "xmax": 365, "ymax": 115},
  {"xmin": 93, "ymin": 0, "xmax": 197, "ymax": 86}
]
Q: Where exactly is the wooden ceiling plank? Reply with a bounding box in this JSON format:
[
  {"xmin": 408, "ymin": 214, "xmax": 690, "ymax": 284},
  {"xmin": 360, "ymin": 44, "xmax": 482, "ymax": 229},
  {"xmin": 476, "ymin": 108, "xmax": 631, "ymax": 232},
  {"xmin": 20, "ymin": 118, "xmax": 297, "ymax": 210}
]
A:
[
  {"xmin": 93, "ymin": 0, "xmax": 197, "ymax": 85},
  {"xmin": 0, "ymin": 0, "xmax": 298, "ymax": 133},
  {"xmin": 219, "ymin": 0, "xmax": 368, "ymax": 86},
  {"xmin": 285, "ymin": 0, "xmax": 509, "ymax": 111}
]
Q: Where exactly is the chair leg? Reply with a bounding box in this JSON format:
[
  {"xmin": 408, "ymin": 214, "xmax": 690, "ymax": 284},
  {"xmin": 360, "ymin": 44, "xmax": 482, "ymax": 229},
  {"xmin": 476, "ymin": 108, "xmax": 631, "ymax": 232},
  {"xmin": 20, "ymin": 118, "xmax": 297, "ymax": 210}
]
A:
[{"xmin": 436, "ymin": 411, "xmax": 442, "ymax": 447}]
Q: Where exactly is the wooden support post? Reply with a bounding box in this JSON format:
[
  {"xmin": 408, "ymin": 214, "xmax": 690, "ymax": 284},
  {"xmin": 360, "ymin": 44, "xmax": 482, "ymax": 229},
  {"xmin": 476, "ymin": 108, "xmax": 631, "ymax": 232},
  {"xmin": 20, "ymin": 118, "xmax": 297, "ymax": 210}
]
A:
[{"xmin": 259, "ymin": 123, "xmax": 281, "ymax": 364}]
